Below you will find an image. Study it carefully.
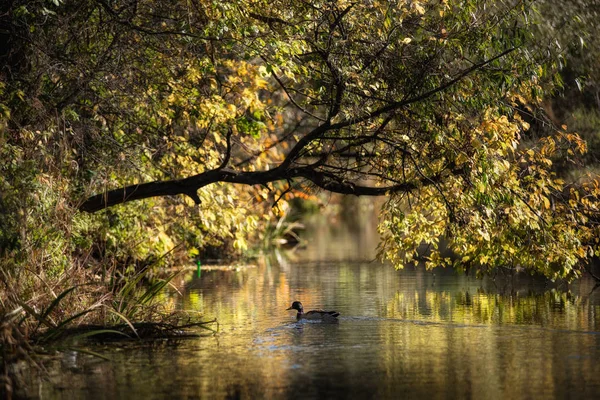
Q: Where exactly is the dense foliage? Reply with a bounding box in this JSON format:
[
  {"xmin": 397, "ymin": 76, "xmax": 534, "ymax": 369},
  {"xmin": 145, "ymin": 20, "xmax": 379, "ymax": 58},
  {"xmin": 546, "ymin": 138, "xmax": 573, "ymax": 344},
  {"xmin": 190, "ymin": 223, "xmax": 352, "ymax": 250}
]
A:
[{"xmin": 1, "ymin": 0, "xmax": 600, "ymax": 311}]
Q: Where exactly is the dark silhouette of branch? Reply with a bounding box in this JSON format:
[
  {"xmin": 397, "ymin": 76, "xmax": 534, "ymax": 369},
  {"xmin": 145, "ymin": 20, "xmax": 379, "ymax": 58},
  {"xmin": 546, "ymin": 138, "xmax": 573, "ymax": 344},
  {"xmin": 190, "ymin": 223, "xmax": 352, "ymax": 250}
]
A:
[
  {"xmin": 218, "ymin": 128, "xmax": 234, "ymax": 170},
  {"xmin": 96, "ymin": 0, "xmax": 216, "ymax": 39},
  {"xmin": 330, "ymin": 47, "xmax": 518, "ymax": 129},
  {"xmin": 278, "ymin": 47, "xmax": 516, "ymax": 169},
  {"xmin": 78, "ymin": 157, "xmax": 466, "ymax": 213},
  {"xmin": 248, "ymin": 12, "xmax": 292, "ymax": 27}
]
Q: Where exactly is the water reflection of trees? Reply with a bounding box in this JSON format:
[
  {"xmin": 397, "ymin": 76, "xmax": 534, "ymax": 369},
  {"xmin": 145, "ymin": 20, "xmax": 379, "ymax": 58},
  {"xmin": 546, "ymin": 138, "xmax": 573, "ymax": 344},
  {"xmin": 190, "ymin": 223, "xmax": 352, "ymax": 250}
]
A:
[
  {"xmin": 383, "ymin": 273, "xmax": 599, "ymax": 331},
  {"xmin": 35, "ymin": 261, "xmax": 600, "ymax": 399},
  {"xmin": 174, "ymin": 260, "xmax": 599, "ymax": 332},
  {"xmin": 170, "ymin": 259, "xmax": 600, "ymax": 400}
]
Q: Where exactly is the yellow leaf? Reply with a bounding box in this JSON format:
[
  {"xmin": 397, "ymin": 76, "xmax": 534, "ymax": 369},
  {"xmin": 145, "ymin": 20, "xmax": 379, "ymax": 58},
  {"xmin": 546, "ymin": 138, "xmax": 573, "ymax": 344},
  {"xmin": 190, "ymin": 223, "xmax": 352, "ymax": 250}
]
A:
[
  {"xmin": 478, "ymin": 229, "xmax": 490, "ymax": 241},
  {"xmin": 255, "ymin": 77, "xmax": 268, "ymax": 89},
  {"xmin": 542, "ymin": 196, "xmax": 550, "ymax": 209}
]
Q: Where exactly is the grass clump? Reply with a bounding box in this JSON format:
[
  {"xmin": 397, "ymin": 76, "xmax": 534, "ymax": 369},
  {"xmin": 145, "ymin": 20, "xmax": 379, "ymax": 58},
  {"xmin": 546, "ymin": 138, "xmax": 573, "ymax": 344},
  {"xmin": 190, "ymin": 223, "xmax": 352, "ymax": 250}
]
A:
[{"xmin": 0, "ymin": 262, "xmax": 215, "ymax": 399}]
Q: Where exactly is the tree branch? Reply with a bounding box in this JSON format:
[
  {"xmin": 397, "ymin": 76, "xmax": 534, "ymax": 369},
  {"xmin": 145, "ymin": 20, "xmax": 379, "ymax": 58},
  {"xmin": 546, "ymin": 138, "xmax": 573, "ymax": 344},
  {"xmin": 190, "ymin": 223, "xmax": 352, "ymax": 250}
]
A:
[
  {"xmin": 278, "ymin": 48, "xmax": 515, "ymax": 169},
  {"xmin": 78, "ymin": 46, "xmax": 514, "ymax": 213},
  {"xmin": 331, "ymin": 47, "xmax": 518, "ymax": 129},
  {"xmin": 79, "ymin": 158, "xmax": 466, "ymax": 213},
  {"xmin": 218, "ymin": 128, "xmax": 234, "ymax": 170},
  {"xmin": 267, "ymin": 62, "xmax": 326, "ymax": 121}
]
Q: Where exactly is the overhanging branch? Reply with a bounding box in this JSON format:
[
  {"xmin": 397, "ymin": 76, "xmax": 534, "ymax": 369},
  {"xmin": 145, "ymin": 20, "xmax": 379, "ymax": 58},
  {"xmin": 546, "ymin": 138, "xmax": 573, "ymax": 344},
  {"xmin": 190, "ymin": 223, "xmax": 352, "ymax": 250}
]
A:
[
  {"xmin": 79, "ymin": 161, "xmax": 465, "ymax": 212},
  {"xmin": 279, "ymin": 48, "xmax": 516, "ymax": 168},
  {"xmin": 79, "ymin": 48, "xmax": 512, "ymax": 213}
]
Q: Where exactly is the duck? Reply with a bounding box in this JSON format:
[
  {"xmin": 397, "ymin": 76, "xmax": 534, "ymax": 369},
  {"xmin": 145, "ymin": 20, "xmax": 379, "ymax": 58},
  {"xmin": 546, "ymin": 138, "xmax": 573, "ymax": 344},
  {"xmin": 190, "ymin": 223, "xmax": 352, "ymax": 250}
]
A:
[{"xmin": 286, "ymin": 301, "xmax": 340, "ymax": 322}]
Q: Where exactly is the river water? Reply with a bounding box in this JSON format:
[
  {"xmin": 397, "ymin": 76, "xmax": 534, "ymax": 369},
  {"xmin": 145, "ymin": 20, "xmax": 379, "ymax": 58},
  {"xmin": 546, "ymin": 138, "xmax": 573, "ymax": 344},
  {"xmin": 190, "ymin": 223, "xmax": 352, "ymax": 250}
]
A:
[{"xmin": 27, "ymin": 216, "xmax": 600, "ymax": 399}]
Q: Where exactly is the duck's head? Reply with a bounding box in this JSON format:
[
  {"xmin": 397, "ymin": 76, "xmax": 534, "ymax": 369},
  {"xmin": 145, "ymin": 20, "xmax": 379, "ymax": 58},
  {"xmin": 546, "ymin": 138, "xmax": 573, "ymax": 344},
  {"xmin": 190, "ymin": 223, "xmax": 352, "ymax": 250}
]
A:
[{"xmin": 286, "ymin": 301, "xmax": 304, "ymax": 312}]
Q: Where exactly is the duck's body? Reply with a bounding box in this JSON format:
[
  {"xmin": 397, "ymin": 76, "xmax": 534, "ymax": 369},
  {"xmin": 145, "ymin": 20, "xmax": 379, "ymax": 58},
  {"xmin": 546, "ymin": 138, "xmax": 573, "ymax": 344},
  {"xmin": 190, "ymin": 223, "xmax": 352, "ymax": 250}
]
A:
[{"xmin": 286, "ymin": 301, "xmax": 340, "ymax": 322}]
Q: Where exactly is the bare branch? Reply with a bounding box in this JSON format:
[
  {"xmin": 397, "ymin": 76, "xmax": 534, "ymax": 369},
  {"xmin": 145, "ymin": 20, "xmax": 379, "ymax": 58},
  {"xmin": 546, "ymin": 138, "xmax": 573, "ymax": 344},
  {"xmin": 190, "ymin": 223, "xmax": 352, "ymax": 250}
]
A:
[{"xmin": 272, "ymin": 179, "xmax": 293, "ymax": 210}]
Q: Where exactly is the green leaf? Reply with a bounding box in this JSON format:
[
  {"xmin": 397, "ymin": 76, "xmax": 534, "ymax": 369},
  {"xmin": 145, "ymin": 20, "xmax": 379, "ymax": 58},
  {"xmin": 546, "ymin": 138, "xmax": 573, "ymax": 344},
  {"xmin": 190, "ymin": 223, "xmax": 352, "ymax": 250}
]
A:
[{"xmin": 40, "ymin": 286, "xmax": 78, "ymax": 321}]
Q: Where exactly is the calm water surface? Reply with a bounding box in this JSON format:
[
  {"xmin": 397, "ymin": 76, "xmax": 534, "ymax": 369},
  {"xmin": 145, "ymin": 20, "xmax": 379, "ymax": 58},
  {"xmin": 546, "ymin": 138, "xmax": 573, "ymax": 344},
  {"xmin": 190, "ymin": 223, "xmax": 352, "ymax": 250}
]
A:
[{"xmin": 31, "ymin": 217, "xmax": 600, "ymax": 399}]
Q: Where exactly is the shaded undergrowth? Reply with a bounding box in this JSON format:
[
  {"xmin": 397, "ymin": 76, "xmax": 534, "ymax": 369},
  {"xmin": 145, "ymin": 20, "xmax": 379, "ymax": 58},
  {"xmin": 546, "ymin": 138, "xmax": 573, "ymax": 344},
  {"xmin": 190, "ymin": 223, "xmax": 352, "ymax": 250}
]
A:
[{"xmin": 0, "ymin": 264, "xmax": 216, "ymax": 400}]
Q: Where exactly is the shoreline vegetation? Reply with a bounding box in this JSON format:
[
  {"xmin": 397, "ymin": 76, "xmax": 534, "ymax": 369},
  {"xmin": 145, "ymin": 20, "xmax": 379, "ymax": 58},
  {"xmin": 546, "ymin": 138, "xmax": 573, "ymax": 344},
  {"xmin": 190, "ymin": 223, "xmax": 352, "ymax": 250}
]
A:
[{"xmin": 0, "ymin": 261, "xmax": 216, "ymax": 399}]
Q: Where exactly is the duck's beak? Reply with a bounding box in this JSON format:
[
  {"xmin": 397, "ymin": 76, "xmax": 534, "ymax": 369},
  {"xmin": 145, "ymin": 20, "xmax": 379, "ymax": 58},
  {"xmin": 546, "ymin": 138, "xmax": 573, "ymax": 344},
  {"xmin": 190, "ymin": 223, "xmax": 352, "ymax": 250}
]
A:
[{"xmin": 286, "ymin": 306, "xmax": 292, "ymax": 310}]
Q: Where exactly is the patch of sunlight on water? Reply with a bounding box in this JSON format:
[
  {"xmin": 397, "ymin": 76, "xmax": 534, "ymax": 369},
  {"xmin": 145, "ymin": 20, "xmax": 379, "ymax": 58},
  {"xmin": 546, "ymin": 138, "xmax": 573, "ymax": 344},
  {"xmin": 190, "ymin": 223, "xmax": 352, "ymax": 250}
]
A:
[{"xmin": 25, "ymin": 211, "xmax": 600, "ymax": 399}]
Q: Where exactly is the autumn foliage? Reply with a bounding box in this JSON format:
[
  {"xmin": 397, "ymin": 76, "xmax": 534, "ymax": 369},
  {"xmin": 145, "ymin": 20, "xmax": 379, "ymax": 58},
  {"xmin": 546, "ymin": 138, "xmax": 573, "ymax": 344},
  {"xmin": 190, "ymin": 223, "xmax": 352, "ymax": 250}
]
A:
[{"xmin": 1, "ymin": 0, "xmax": 600, "ymax": 287}]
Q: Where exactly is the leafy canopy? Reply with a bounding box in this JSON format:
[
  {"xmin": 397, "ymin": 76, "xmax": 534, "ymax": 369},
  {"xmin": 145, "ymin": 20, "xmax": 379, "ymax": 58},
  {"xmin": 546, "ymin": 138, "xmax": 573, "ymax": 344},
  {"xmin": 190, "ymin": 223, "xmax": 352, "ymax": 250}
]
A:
[{"xmin": 2, "ymin": 0, "xmax": 600, "ymax": 280}]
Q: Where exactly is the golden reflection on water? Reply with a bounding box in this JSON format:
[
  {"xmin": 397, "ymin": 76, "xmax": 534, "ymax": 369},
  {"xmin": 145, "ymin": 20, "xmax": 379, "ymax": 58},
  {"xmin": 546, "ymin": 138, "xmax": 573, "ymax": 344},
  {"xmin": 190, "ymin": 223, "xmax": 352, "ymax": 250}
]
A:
[
  {"xmin": 31, "ymin": 209, "xmax": 600, "ymax": 399},
  {"xmin": 32, "ymin": 258, "xmax": 600, "ymax": 399},
  {"xmin": 145, "ymin": 258, "xmax": 600, "ymax": 400}
]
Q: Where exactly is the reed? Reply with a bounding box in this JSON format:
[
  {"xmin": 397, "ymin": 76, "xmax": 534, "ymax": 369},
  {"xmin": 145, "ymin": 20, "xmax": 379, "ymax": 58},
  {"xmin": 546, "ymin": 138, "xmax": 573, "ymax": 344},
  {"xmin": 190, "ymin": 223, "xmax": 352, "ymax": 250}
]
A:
[{"xmin": 0, "ymin": 263, "xmax": 215, "ymax": 399}]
